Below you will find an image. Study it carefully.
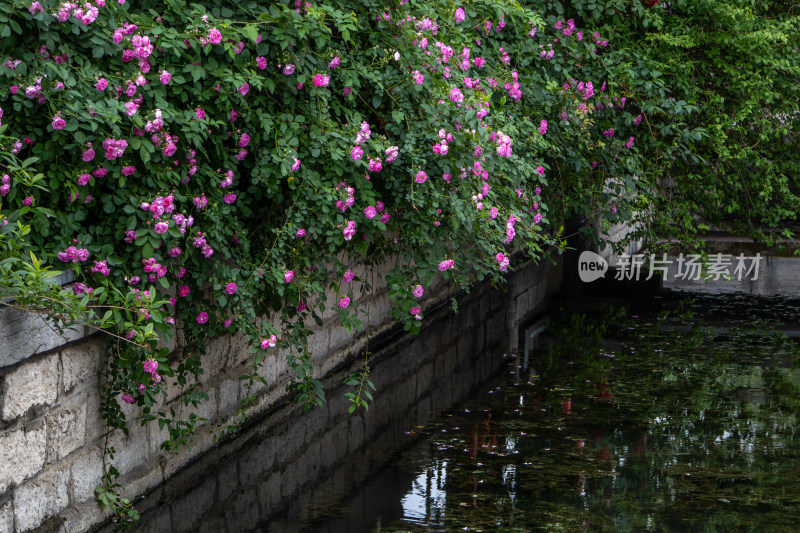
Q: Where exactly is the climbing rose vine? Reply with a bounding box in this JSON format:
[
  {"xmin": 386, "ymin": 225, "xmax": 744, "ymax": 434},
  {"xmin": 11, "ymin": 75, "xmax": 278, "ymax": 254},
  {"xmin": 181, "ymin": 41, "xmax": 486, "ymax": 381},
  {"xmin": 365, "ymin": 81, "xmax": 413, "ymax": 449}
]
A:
[{"xmin": 0, "ymin": 0, "xmax": 696, "ymax": 520}]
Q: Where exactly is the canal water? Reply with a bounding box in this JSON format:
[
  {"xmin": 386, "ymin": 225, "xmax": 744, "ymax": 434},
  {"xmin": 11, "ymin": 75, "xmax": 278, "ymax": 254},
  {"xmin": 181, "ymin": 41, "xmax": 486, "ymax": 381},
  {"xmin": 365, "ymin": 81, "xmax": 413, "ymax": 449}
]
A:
[
  {"xmin": 121, "ymin": 290, "xmax": 800, "ymax": 532},
  {"xmin": 293, "ymin": 293, "xmax": 800, "ymax": 532}
]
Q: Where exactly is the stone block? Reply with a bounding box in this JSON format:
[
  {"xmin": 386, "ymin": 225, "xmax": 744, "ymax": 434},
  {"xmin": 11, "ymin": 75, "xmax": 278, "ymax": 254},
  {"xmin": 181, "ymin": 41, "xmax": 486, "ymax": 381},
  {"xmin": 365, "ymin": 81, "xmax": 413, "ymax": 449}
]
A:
[
  {"xmin": 0, "ymin": 306, "xmax": 87, "ymax": 370},
  {"xmin": 238, "ymin": 373, "xmax": 267, "ymax": 405},
  {"xmin": 162, "ymin": 429, "xmax": 214, "ymax": 478},
  {"xmin": 321, "ymin": 296, "xmax": 341, "ymax": 323},
  {"xmin": 60, "ymin": 339, "xmax": 104, "ymax": 395},
  {"xmin": 217, "ymin": 379, "xmax": 240, "ymax": 419},
  {"xmin": 187, "ymin": 387, "xmax": 217, "ymax": 428},
  {"xmin": 147, "ymin": 413, "xmax": 171, "ymax": 457},
  {"xmin": 160, "ymin": 372, "xmax": 185, "ymax": 404},
  {"xmin": 69, "ymin": 445, "xmax": 103, "ymax": 504},
  {"xmin": 356, "ymin": 290, "xmax": 392, "ymax": 325},
  {"xmin": 328, "ymin": 324, "xmax": 355, "ymax": 355},
  {"xmin": 108, "ymin": 426, "xmax": 148, "ymax": 478},
  {"xmin": 0, "ymin": 422, "xmax": 46, "ymax": 493},
  {"xmin": 0, "ymin": 499, "xmax": 12, "ymax": 533},
  {"xmin": 1, "ymin": 355, "xmax": 59, "ymax": 421},
  {"xmin": 771, "ymin": 258, "xmax": 800, "ymax": 297},
  {"xmin": 116, "ymin": 469, "xmax": 163, "ymax": 524},
  {"xmin": 307, "ymin": 329, "xmax": 329, "ymax": 361},
  {"xmin": 260, "ymin": 352, "xmax": 280, "ymax": 387},
  {"xmin": 14, "ymin": 464, "xmax": 70, "ymax": 532},
  {"xmin": 225, "ymin": 334, "xmax": 253, "ymax": 369},
  {"xmin": 201, "ymin": 335, "xmax": 232, "ymax": 377},
  {"xmin": 46, "ymin": 399, "xmax": 87, "ymax": 462},
  {"xmin": 82, "ymin": 391, "xmax": 105, "ymax": 445}
]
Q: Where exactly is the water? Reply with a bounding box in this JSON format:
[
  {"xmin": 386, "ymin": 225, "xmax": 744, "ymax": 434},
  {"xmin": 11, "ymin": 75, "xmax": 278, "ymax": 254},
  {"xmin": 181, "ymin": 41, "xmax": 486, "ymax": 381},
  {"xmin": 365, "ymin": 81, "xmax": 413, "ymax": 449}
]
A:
[
  {"xmin": 300, "ymin": 294, "xmax": 800, "ymax": 532},
  {"xmin": 118, "ymin": 291, "xmax": 800, "ymax": 532}
]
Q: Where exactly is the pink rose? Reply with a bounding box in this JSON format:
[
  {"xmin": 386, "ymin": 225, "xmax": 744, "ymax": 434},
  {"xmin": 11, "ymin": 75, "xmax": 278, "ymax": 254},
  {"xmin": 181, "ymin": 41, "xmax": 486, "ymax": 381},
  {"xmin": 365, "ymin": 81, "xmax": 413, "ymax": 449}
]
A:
[{"xmin": 208, "ymin": 28, "xmax": 222, "ymax": 44}]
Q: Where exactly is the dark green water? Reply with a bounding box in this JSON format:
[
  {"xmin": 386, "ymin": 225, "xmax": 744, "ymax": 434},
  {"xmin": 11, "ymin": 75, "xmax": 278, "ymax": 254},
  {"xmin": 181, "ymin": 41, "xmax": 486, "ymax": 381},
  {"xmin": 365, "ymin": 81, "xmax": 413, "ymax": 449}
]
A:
[{"xmin": 306, "ymin": 296, "xmax": 800, "ymax": 532}]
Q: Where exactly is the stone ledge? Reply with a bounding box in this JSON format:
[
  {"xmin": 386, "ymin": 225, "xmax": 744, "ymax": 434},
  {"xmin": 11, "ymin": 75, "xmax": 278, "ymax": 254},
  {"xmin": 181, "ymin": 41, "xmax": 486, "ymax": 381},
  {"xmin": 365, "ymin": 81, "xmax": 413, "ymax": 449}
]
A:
[{"xmin": 0, "ymin": 306, "xmax": 90, "ymax": 371}]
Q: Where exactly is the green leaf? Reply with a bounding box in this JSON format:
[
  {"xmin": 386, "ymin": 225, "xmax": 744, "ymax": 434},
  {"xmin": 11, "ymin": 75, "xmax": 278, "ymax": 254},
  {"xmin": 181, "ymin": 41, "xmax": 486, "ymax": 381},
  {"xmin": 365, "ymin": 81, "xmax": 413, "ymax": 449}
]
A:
[
  {"xmin": 242, "ymin": 24, "xmax": 259, "ymax": 44},
  {"xmin": 142, "ymin": 242, "xmax": 154, "ymax": 259}
]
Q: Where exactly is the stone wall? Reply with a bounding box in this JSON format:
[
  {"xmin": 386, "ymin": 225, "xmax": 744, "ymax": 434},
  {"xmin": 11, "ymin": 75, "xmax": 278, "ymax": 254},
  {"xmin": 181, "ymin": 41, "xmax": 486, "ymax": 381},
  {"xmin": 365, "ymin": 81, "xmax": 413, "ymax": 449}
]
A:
[{"xmin": 0, "ymin": 257, "xmax": 562, "ymax": 533}]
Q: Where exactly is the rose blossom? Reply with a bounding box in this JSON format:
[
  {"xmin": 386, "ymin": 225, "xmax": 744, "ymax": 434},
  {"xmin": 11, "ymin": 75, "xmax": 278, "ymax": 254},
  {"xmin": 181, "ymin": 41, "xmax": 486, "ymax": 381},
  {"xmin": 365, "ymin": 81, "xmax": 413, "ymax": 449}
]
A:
[
  {"xmin": 208, "ymin": 28, "xmax": 222, "ymax": 44},
  {"xmin": 52, "ymin": 113, "xmax": 66, "ymax": 130}
]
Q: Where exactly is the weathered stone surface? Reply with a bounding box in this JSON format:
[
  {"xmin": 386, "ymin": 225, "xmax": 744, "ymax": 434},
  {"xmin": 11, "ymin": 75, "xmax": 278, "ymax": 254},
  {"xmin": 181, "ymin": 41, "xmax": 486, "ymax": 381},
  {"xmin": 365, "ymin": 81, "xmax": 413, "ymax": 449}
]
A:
[
  {"xmin": 69, "ymin": 445, "xmax": 103, "ymax": 504},
  {"xmin": 327, "ymin": 324, "xmax": 355, "ymax": 355},
  {"xmin": 227, "ymin": 333, "xmax": 254, "ymax": 368},
  {"xmin": 46, "ymin": 400, "xmax": 87, "ymax": 462},
  {"xmin": 1, "ymin": 355, "xmax": 59, "ymax": 421},
  {"xmin": 0, "ymin": 499, "xmax": 13, "ymax": 533},
  {"xmin": 217, "ymin": 379, "xmax": 240, "ymax": 419},
  {"xmin": 201, "ymin": 336, "xmax": 231, "ymax": 377},
  {"xmin": 60, "ymin": 340, "xmax": 104, "ymax": 394},
  {"xmin": 82, "ymin": 391, "xmax": 105, "ymax": 445},
  {"xmin": 0, "ymin": 422, "xmax": 46, "ymax": 493},
  {"xmin": 108, "ymin": 426, "xmax": 148, "ymax": 478},
  {"xmin": 14, "ymin": 465, "xmax": 69, "ymax": 532},
  {"xmin": 307, "ymin": 329, "xmax": 329, "ymax": 360},
  {"xmin": 146, "ymin": 413, "xmax": 171, "ymax": 457},
  {"xmin": 0, "ymin": 306, "xmax": 86, "ymax": 370}
]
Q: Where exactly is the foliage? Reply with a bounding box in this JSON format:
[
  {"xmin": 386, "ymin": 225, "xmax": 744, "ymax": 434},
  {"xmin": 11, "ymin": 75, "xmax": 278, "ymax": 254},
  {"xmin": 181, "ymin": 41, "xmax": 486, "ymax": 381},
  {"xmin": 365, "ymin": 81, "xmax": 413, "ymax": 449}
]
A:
[{"xmin": 554, "ymin": 0, "xmax": 800, "ymax": 250}]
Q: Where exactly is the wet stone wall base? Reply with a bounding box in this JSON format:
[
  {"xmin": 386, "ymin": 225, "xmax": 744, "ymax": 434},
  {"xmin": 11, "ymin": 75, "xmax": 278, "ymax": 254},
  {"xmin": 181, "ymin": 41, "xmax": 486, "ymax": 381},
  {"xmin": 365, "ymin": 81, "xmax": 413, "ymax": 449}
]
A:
[{"xmin": 0, "ymin": 257, "xmax": 562, "ymax": 533}]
